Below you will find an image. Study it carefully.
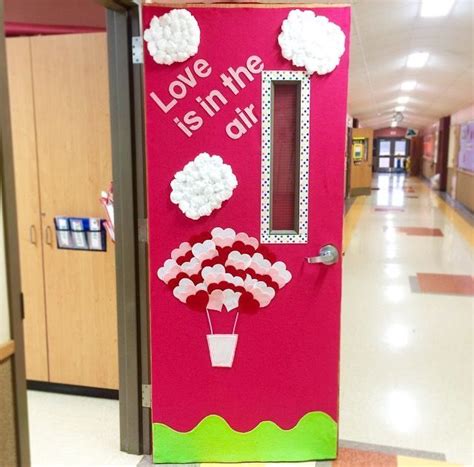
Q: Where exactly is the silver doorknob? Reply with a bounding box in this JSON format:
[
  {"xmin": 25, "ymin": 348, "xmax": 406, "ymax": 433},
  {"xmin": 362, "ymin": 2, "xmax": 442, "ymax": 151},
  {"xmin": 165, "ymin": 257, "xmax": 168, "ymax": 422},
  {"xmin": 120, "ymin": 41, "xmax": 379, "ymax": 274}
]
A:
[{"xmin": 306, "ymin": 244, "xmax": 339, "ymax": 265}]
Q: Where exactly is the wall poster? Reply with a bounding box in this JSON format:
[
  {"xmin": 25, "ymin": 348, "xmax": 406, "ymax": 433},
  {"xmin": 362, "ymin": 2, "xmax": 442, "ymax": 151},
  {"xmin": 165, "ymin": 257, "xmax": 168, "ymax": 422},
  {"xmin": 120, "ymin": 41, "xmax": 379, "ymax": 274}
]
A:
[{"xmin": 143, "ymin": 4, "xmax": 351, "ymax": 463}]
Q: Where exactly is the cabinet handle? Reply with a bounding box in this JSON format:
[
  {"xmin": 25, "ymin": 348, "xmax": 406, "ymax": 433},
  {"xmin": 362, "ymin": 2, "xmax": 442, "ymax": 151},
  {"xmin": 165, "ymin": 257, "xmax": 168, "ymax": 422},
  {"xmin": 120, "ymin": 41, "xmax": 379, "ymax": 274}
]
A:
[
  {"xmin": 45, "ymin": 226, "xmax": 53, "ymax": 246},
  {"xmin": 29, "ymin": 225, "xmax": 37, "ymax": 245}
]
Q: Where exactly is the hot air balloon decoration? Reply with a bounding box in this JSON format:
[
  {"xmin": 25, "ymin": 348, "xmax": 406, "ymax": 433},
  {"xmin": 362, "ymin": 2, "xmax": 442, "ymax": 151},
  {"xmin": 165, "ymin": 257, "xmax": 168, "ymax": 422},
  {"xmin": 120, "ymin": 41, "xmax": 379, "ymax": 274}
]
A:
[{"xmin": 157, "ymin": 227, "xmax": 292, "ymax": 368}]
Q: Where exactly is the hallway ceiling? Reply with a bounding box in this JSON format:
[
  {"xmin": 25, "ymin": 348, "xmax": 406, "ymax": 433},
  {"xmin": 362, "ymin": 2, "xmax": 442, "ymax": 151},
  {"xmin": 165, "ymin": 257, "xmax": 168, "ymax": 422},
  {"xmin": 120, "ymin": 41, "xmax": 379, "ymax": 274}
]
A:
[{"xmin": 336, "ymin": 0, "xmax": 474, "ymax": 129}]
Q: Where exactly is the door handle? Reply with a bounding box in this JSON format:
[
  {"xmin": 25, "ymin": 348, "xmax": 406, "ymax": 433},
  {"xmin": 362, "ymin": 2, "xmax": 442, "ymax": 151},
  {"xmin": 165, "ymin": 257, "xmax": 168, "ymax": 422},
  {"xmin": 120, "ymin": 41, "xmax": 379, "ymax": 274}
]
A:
[
  {"xmin": 29, "ymin": 225, "xmax": 37, "ymax": 245},
  {"xmin": 306, "ymin": 244, "xmax": 339, "ymax": 266},
  {"xmin": 45, "ymin": 226, "xmax": 53, "ymax": 246}
]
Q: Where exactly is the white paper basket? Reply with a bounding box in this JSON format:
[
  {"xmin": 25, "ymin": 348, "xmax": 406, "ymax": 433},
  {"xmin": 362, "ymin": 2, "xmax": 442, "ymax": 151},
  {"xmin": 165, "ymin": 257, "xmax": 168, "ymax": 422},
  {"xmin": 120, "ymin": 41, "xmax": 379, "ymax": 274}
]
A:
[{"xmin": 206, "ymin": 334, "xmax": 238, "ymax": 368}]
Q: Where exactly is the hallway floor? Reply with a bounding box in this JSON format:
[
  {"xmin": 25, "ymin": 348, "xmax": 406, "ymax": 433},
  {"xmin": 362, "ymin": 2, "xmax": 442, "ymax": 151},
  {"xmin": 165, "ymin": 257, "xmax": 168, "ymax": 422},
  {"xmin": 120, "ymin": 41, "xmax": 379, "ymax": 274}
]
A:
[
  {"xmin": 27, "ymin": 174, "xmax": 473, "ymax": 466},
  {"xmin": 339, "ymin": 175, "xmax": 473, "ymax": 466}
]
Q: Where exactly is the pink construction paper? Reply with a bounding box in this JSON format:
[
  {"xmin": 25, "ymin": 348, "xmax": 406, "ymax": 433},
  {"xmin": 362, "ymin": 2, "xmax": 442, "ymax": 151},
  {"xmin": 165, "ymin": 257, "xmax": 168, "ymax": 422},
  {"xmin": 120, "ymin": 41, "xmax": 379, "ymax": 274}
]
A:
[{"xmin": 144, "ymin": 5, "xmax": 351, "ymax": 432}]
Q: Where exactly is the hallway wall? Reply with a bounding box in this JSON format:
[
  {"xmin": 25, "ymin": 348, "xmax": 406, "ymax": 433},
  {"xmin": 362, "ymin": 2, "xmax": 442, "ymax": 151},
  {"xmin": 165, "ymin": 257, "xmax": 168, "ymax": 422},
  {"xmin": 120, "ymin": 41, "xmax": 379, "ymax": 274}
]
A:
[
  {"xmin": 449, "ymin": 104, "xmax": 474, "ymax": 212},
  {"xmin": 421, "ymin": 122, "xmax": 439, "ymax": 180},
  {"xmin": 373, "ymin": 127, "xmax": 408, "ymax": 138}
]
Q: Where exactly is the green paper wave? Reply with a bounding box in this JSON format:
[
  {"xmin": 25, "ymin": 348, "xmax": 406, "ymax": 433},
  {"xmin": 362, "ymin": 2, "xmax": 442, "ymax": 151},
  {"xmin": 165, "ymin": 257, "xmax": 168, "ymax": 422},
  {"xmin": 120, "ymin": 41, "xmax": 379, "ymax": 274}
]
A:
[{"xmin": 153, "ymin": 411, "xmax": 337, "ymax": 463}]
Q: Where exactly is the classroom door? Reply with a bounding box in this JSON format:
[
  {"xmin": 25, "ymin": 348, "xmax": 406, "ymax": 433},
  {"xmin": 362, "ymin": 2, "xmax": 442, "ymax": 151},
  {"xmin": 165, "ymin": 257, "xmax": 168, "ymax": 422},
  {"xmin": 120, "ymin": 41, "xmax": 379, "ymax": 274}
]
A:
[{"xmin": 143, "ymin": 4, "xmax": 350, "ymax": 463}]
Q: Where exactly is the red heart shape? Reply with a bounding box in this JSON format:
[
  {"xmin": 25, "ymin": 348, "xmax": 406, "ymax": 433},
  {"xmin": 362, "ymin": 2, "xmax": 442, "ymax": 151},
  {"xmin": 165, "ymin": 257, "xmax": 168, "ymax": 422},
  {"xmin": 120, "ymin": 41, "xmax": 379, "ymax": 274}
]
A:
[
  {"xmin": 176, "ymin": 250, "xmax": 193, "ymax": 265},
  {"xmin": 226, "ymin": 266, "xmax": 247, "ymax": 280},
  {"xmin": 239, "ymin": 291, "xmax": 260, "ymax": 313},
  {"xmin": 189, "ymin": 274, "xmax": 203, "ymax": 285},
  {"xmin": 189, "ymin": 232, "xmax": 212, "ymax": 246},
  {"xmin": 167, "ymin": 272, "xmax": 188, "ymax": 289},
  {"xmin": 217, "ymin": 246, "xmax": 232, "ymax": 262},
  {"xmin": 232, "ymin": 242, "xmax": 256, "ymax": 256},
  {"xmin": 186, "ymin": 290, "xmax": 208, "ymax": 311},
  {"xmin": 256, "ymin": 245, "xmax": 276, "ymax": 263},
  {"xmin": 254, "ymin": 273, "xmax": 280, "ymax": 291}
]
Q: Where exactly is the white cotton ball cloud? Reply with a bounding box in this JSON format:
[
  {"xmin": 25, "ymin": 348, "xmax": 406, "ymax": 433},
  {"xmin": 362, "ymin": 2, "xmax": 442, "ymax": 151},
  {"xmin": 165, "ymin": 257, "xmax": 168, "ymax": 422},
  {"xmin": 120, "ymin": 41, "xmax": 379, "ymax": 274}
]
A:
[
  {"xmin": 170, "ymin": 153, "xmax": 238, "ymax": 220},
  {"xmin": 143, "ymin": 9, "xmax": 200, "ymax": 65},
  {"xmin": 278, "ymin": 10, "xmax": 346, "ymax": 76}
]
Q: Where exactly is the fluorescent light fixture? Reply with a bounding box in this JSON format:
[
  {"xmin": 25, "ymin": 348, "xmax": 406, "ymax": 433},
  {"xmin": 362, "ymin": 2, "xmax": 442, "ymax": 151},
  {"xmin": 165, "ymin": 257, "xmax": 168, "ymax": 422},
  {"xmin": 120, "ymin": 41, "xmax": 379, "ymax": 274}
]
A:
[
  {"xmin": 421, "ymin": 0, "xmax": 455, "ymax": 17},
  {"xmin": 407, "ymin": 52, "xmax": 429, "ymax": 68},
  {"xmin": 395, "ymin": 105, "xmax": 406, "ymax": 112},
  {"xmin": 397, "ymin": 96, "xmax": 410, "ymax": 104},
  {"xmin": 401, "ymin": 80, "xmax": 417, "ymax": 91},
  {"xmin": 391, "ymin": 121, "xmax": 397, "ymax": 128}
]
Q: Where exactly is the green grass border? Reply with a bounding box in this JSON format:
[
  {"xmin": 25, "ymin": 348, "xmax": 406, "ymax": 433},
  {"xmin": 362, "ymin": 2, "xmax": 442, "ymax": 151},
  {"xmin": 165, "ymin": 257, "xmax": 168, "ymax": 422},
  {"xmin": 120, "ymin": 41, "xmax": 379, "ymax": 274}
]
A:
[{"xmin": 153, "ymin": 411, "xmax": 337, "ymax": 463}]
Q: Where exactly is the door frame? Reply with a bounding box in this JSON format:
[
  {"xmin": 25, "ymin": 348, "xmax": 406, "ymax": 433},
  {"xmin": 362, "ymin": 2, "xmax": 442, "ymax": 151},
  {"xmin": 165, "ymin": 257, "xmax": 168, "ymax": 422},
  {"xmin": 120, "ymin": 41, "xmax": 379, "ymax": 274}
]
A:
[
  {"xmin": 0, "ymin": 0, "xmax": 31, "ymax": 464},
  {"xmin": 99, "ymin": 0, "xmax": 151, "ymax": 455}
]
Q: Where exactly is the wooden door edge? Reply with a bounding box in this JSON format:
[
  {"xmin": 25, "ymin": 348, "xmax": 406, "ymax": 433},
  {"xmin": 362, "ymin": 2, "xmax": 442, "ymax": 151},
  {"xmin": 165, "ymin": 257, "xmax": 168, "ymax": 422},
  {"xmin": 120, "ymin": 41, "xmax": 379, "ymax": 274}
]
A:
[
  {"xmin": 0, "ymin": 0, "xmax": 31, "ymax": 465},
  {"xmin": 105, "ymin": 4, "xmax": 151, "ymax": 455},
  {"xmin": 0, "ymin": 339, "xmax": 15, "ymax": 362}
]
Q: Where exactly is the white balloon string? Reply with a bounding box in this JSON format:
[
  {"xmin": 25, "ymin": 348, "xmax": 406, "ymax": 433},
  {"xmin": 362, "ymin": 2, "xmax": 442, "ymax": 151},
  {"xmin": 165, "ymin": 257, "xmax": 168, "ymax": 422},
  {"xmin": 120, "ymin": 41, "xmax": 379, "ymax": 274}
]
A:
[
  {"xmin": 232, "ymin": 312, "xmax": 239, "ymax": 335},
  {"xmin": 206, "ymin": 308, "xmax": 214, "ymax": 335}
]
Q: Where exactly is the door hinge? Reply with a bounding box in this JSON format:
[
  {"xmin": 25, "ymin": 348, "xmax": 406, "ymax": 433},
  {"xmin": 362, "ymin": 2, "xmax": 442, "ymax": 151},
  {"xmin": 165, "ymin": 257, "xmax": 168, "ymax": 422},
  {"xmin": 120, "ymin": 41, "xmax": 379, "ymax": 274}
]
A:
[
  {"xmin": 138, "ymin": 218, "xmax": 148, "ymax": 243},
  {"xmin": 20, "ymin": 292, "xmax": 25, "ymax": 320},
  {"xmin": 142, "ymin": 384, "xmax": 151, "ymax": 408},
  {"xmin": 132, "ymin": 36, "xmax": 143, "ymax": 64}
]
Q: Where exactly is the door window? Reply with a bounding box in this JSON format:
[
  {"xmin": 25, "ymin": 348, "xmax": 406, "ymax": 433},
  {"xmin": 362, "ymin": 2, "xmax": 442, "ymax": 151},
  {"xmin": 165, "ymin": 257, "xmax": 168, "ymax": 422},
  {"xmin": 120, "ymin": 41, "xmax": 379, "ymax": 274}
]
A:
[
  {"xmin": 394, "ymin": 140, "xmax": 407, "ymax": 155},
  {"xmin": 379, "ymin": 140, "xmax": 391, "ymax": 156},
  {"xmin": 261, "ymin": 71, "xmax": 310, "ymax": 244}
]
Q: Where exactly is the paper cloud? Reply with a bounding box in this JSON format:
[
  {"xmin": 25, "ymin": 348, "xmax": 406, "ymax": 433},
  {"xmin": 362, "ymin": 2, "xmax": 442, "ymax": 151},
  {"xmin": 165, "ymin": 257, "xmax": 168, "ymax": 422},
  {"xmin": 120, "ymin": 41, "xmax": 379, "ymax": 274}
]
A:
[
  {"xmin": 170, "ymin": 153, "xmax": 238, "ymax": 220},
  {"xmin": 143, "ymin": 9, "xmax": 200, "ymax": 65},
  {"xmin": 278, "ymin": 10, "xmax": 345, "ymax": 75}
]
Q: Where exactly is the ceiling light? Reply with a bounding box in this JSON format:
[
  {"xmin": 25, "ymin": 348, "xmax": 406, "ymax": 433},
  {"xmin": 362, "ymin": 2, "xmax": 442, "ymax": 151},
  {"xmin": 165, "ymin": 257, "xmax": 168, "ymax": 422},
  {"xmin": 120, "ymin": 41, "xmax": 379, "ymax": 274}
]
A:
[
  {"xmin": 395, "ymin": 105, "xmax": 405, "ymax": 112},
  {"xmin": 421, "ymin": 0, "xmax": 455, "ymax": 17},
  {"xmin": 391, "ymin": 121, "xmax": 397, "ymax": 128},
  {"xmin": 406, "ymin": 52, "xmax": 429, "ymax": 68},
  {"xmin": 401, "ymin": 80, "xmax": 417, "ymax": 91},
  {"xmin": 397, "ymin": 96, "xmax": 410, "ymax": 104}
]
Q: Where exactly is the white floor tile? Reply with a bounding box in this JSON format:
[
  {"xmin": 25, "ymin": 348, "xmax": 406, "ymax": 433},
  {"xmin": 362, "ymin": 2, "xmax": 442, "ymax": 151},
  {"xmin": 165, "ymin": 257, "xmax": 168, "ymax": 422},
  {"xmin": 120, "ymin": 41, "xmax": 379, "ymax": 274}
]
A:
[
  {"xmin": 28, "ymin": 390, "xmax": 142, "ymax": 467},
  {"xmin": 339, "ymin": 175, "xmax": 473, "ymax": 465}
]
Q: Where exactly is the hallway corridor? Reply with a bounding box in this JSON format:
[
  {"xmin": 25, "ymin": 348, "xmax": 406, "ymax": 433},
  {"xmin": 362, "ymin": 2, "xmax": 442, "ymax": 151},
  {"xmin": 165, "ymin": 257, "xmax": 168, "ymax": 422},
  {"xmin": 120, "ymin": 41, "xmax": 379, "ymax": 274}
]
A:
[
  {"xmin": 340, "ymin": 175, "xmax": 473, "ymax": 465},
  {"xmin": 25, "ymin": 175, "xmax": 473, "ymax": 467}
]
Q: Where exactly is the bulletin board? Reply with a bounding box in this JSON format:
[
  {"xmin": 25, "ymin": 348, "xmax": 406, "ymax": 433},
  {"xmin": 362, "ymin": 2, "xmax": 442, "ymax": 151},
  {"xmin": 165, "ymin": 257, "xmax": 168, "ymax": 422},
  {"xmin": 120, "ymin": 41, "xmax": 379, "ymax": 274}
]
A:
[
  {"xmin": 143, "ymin": 4, "xmax": 351, "ymax": 463},
  {"xmin": 458, "ymin": 121, "xmax": 474, "ymax": 173}
]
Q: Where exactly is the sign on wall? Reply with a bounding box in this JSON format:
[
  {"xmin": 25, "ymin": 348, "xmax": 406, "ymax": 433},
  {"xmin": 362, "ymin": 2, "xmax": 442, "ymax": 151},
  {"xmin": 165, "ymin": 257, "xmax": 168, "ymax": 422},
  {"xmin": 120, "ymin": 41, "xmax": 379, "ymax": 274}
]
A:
[{"xmin": 143, "ymin": 4, "xmax": 351, "ymax": 463}]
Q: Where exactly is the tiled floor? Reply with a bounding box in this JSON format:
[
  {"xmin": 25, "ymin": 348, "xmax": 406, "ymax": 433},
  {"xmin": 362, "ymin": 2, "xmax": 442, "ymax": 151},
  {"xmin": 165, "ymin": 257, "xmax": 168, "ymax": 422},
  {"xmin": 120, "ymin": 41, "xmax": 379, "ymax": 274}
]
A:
[
  {"xmin": 27, "ymin": 391, "xmax": 142, "ymax": 466},
  {"xmin": 393, "ymin": 227, "xmax": 444, "ymax": 237},
  {"xmin": 415, "ymin": 273, "xmax": 474, "ymax": 296},
  {"xmin": 27, "ymin": 174, "xmax": 473, "ymax": 466},
  {"xmin": 340, "ymin": 174, "xmax": 473, "ymax": 466}
]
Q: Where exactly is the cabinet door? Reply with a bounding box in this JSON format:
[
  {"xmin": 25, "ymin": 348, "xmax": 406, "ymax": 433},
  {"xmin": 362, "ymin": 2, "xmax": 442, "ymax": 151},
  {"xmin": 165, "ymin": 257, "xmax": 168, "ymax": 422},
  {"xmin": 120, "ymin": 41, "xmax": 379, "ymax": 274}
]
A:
[
  {"xmin": 6, "ymin": 37, "xmax": 49, "ymax": 381},
  {"xmin": 30, "ymin": 33, "xmax": 118, "ymax": 389}
]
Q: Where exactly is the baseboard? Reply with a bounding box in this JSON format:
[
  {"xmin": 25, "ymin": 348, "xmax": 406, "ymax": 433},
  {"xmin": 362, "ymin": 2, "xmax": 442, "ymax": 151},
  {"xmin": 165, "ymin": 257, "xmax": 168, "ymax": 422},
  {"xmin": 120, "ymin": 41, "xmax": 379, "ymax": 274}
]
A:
[
  {"xmin": 27, "ymin": 380, "xmax": 119, "ymax": 399},
  {"xmin": 350, "ymin": 187, "xmax": 371, "ymax": 196}
]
